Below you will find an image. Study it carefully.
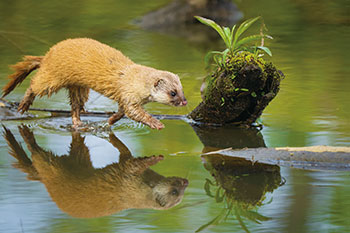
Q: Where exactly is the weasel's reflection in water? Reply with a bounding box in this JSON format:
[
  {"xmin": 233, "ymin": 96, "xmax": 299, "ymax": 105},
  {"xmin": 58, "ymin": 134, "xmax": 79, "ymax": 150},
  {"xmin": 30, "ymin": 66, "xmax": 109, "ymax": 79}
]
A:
[{"xmin": 2, "ymin": 125, "xmax": 188, "ymax": 218}]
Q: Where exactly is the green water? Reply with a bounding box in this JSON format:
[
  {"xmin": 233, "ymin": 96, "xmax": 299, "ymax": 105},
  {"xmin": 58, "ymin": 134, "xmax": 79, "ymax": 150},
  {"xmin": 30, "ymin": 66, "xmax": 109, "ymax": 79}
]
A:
[{"xmin": 0, "ymin": 0, "xmax": 349, "ymax": 232}]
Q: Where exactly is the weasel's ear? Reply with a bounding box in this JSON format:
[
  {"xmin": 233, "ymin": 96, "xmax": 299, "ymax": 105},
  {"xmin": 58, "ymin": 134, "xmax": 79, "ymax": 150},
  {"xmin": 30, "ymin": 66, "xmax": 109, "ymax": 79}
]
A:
[{"xmin": 154, "ymin": 79, "xmax": 165, "ymax": 89}]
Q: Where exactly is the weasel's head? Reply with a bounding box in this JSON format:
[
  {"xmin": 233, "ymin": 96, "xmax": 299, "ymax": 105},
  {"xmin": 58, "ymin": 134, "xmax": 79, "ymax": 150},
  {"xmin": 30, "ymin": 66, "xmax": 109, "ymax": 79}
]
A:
[
  {"xmin": 152, "ymin": 177, "xmax": 189, "ymax": 209},
  {"xmin": 151, "ymin": 71, "xmax": 187, "ymax": 106}
]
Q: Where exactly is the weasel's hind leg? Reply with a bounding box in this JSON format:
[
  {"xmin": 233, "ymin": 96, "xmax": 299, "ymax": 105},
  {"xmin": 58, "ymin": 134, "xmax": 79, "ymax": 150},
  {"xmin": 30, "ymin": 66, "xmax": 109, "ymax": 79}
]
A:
[
  {"xmin": 68, "ymin": 86, "xmax": 90, "ymax": 128},
  {"xmin": 18, "ymin": 87, "xmax": 36, "ymax": 114}
]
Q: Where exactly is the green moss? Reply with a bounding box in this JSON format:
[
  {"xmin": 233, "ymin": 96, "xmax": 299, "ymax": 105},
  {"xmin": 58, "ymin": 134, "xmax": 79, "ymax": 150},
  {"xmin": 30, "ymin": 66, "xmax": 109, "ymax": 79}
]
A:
[
  {"xmin": 190, "ymin": 51, "xmax": 282, "ymax": 126},
  {"xmin": 225, "ymin": 52, "xmax": 266, "ymax": 73},
  {"xmin": 204, "ymin": 51, "xmax": 268, "ymax": 102}
]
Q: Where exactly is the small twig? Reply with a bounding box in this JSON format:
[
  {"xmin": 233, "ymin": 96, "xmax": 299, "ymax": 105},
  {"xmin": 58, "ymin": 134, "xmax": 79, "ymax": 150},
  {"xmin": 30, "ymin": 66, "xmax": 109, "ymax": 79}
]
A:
[{"xmin": 260, "ymin": 22, "xmax": 265, "ymax": 47}]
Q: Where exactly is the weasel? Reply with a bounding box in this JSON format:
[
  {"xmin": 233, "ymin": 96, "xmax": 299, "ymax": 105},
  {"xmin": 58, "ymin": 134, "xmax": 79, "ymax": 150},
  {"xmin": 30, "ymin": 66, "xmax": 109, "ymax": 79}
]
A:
[{"xmin": 2, "ymin": 38, "xmax": 187, "ymax": 129}]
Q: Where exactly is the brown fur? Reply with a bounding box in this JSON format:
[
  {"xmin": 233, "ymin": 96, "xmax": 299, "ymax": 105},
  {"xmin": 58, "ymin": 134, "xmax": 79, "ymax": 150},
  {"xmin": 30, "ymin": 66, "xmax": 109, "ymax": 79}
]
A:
[
  {"xmin": 2, "ymin": 56, "xmax": 43, "ymax": 98},
  {"xmin": 2, "ymin": 38, "xmax": 187, "ymax": 129},
  {"xmin": 2, "ymin": 125, "xmax": 188, "ymax": 218}
]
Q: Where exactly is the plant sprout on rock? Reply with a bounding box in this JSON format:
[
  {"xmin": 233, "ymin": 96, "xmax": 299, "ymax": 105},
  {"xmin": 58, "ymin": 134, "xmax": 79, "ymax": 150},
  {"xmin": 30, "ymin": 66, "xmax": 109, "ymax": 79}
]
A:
[{"xmin": 188, "ymin": 16, "xmax": 284, "ymax": 127}]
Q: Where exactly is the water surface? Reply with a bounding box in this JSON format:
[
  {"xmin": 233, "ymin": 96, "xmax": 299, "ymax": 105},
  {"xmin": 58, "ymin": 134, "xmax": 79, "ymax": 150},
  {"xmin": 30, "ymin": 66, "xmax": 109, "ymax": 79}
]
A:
[{"xmin": 0, "ymin": 0, "xmax": 349, "ymax": 232}]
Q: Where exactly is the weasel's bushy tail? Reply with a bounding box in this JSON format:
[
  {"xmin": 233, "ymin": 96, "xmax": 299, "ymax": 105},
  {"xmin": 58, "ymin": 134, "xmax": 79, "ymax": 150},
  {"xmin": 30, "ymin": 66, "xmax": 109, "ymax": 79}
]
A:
[{"xmin": 2, "ymin": 56, "xmax": 43, "ymax": 98}]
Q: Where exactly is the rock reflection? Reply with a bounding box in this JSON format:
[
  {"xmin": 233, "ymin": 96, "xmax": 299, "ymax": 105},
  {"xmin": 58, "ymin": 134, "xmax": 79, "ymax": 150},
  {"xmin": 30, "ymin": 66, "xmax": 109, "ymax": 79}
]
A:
[
  {"xmin": 2, "ymin": 125, "xmax": 188, "ymax": 218},
  {"xmin": 199, "ymin": 153, "xmax": 284, "ymax": 232},
  {"xmin": 191, "ymin": 124, "xmax": 266, "ymax": 152}
]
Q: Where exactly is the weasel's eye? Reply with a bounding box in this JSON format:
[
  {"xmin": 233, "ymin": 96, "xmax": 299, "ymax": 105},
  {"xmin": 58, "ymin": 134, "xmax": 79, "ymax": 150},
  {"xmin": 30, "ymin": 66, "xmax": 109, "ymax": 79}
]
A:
[
  {"xmin": 170, "ymin": 91, "xmax": 177, "ymax": 97},
  {"xmin": 171, "ymin": 189, "xmax": 179, "ymax": 196}
]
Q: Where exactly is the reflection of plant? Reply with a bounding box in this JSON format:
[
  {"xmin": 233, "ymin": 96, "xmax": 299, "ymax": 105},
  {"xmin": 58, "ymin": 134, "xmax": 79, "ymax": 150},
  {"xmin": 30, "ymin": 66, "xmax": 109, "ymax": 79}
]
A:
[
  {"xmin": 197, "ymin": 178, "xmax": 270, "ymax": 233},
  {"xmin": 198, "ymin": 155, "xmax": 285, "ymax": 233},
  {"xmin": 195, "ymin": 16, "xmax": 272, "ymax": 69}
]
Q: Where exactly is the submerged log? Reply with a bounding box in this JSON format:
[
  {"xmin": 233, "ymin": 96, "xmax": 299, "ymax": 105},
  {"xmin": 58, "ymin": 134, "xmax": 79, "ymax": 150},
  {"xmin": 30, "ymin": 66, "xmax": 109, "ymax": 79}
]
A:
[
  {"xmin": 205, "ymin": 146, "xmax": 350, "ymax": 171},
  {"xmin": 189, "ymin": 52, "xmax": 284, "ymax": 127}
]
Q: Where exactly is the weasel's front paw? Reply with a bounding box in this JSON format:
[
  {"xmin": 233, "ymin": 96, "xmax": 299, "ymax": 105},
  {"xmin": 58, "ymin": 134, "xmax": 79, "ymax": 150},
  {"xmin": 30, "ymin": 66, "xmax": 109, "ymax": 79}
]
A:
[{"xmin": 147, "ymin": 118, "xmax": 164, "ymax": 130}]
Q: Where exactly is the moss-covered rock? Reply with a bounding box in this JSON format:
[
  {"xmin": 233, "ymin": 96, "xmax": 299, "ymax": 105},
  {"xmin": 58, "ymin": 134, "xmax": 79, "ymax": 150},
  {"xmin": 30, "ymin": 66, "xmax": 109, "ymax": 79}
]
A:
[{"xmin": 189, "ymin": 51, "xmax": 283, "ymax": 126}]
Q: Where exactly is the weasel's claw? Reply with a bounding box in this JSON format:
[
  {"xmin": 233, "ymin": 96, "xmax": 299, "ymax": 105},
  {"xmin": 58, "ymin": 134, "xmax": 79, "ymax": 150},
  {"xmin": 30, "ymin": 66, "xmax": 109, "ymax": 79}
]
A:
[{"xmin": 148, "ymin": 118, "xmax": 164, "ymax": 130}]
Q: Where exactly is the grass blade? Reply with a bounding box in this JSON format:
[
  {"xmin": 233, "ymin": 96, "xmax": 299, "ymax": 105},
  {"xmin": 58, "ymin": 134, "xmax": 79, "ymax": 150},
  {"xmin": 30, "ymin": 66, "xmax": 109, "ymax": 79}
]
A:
[
  {"xmin": 204, "ymin": 51, "xmax": 223, "ymax": 65},
  {"xmin": 215, "ymin": 187, "xmax": 224, "ymax": 203},
  {"xmin": 230, "ymin": 25, "xmax": 236, "ymax": 47},
  {"xmin": 195, "ymin": 16, "xmax": 227, "ymax": 45},
  {"xmin": 204, "ymin": 178, "xmax": 215, "ymax": 197},
  {"xmin": 223, "ymin": 26, "xmax": 232, "ymax": 48},
  {"xmin": 195, "ymin": 210, "xmax": 227, "ymax": 232},
  {"xmin": 222, "ymin": 48, "xmax": 229, "ymax": 64},
  {"xmin": 235, "ymin": 34, "xmax": 263, "ymax": 50},
  {"xmin": 244, "ymin": 210, "xmax": 271, "ymax": 223},
  {"xmin": 257, "ymin": 46, "xmax": 272, "ymax": 56},
  {"xmin": 233, "ymin": 16, "xmax": 261, "ymax": 49}
]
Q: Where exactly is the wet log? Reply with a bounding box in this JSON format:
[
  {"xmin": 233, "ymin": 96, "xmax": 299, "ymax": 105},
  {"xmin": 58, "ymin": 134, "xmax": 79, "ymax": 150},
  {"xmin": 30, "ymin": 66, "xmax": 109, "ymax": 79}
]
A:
[
  {"xmin": 189, "ymin": 52, "xmax": 284, "ymax": 127},
  {"xmin": 205, "ymin": 146, "xmax": 350, "ymax": 171}
]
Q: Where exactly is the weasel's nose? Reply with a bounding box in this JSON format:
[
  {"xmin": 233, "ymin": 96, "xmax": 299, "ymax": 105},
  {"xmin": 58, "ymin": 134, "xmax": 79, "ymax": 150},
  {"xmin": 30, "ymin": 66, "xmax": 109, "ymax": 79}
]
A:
[
  {"xmin": 180, "ymin": 98, "xmax": 187, "ymax": 106},
  {"xmin": 182, "ymin": 179, "xmax": 189, "ymax": 187}
]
